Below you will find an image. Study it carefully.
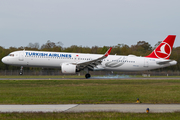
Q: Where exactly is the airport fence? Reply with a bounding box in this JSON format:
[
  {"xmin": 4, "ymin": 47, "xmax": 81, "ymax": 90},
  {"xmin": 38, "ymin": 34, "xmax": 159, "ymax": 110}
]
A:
[{"xmin": 0, "ymin": 70, "xmax": 179, "ymax": 76}]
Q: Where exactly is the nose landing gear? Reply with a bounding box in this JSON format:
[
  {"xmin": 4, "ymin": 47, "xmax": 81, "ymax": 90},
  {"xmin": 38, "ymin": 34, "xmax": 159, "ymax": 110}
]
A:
[{"xmin": 19, "ymin": 66, "xmax": 23, "ymax": 75}]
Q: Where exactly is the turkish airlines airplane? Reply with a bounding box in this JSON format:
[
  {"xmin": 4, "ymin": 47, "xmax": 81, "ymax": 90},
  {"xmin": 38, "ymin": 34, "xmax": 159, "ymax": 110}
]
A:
[{"xmin": 1, "ymin": 35, "xmax": 177, "ymax": 78}]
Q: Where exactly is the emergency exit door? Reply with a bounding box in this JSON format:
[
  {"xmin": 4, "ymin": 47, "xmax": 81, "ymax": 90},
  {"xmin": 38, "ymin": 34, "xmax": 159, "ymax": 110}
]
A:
[{"xmin": 144, "ymin": 58, "xmax": 148, "ymax": 67}]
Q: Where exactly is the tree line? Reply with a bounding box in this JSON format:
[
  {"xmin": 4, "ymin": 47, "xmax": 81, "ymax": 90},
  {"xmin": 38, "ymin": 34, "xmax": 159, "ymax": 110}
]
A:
[{"xmin": 0, "ymin": 40, "xmax": 179, "ymax": 71}]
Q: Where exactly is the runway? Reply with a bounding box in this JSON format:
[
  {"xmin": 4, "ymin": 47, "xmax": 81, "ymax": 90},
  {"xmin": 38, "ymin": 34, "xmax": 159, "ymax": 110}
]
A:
[
  {"xmin": 0, "ymin": 77, "xmax": 180, "ymax": 80},
  {"xmin": 0, "ymin": 104, "xmax": 180, "ymax": 113}
]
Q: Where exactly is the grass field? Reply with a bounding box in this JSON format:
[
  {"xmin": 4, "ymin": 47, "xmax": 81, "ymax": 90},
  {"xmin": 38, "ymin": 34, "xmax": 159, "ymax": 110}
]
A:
[
  {"xmin": 0, "ymin": 112, "xmax": 180, "ymax": 120},
  {"xmin": 1, "ymin": 78, "xmax": 180, "ymax": 119},
  {"xmin": 0, "ymin": 79, "xmax": 180, "ymax": 104}
]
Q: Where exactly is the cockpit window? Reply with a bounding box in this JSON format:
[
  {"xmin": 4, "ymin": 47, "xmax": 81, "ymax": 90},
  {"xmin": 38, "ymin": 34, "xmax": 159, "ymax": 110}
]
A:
[{"xmin": 8, "ymin": 54, "xmax": 14, "ymax": 57}]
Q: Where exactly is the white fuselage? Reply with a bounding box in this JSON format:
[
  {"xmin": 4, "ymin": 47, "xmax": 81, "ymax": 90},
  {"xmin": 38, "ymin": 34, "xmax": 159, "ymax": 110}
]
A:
[{"xmin": 2, "ymin": 50, "xmax": 177, "ymax": 72}]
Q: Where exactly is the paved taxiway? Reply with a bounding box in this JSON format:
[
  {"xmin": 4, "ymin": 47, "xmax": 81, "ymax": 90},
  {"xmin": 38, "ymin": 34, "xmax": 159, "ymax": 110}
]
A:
[{"xmin": 0, "ymin": 104, "xmax": 180, "ymax": 113}]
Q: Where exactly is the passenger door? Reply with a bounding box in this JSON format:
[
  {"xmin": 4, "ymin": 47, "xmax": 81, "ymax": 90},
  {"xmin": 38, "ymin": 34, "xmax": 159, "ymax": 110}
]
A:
[{"xmin": 19, "ymin": 52, "xmax": 24, "ymax": 61}]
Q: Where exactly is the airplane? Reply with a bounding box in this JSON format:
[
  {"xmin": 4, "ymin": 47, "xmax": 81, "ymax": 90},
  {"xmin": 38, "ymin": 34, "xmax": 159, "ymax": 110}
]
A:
[{"xmin": 1, "ymin": 35, "xmax": 177, "ymax": 78}]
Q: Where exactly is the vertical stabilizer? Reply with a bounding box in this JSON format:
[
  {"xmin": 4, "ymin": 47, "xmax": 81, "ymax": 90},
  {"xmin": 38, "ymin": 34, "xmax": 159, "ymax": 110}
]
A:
[{"xmin": 146, "ymin": 35, "xmax": 176, "ymax": 59}]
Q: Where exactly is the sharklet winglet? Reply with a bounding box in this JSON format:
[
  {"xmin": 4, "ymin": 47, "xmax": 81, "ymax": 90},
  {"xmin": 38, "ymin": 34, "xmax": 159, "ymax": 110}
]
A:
[{"xmin": 104, "ymin": 47, "xmax": 112, "ymax": 57}]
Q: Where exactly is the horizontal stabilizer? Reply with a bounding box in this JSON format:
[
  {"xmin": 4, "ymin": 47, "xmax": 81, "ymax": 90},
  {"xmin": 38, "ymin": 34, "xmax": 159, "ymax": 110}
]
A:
[{"xmin": 156, "ymin": 59, "xmax": 172, "ymax": 65}]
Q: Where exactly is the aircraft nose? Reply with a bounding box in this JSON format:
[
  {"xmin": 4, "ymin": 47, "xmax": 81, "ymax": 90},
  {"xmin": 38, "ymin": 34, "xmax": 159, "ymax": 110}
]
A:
[
  {"xmin": 1, "ymin": 57, "xmax": 5, "ymax": 63},
  {"xmin": 1, "ymin": 57, "xmax": 8, "ymax": 64}
]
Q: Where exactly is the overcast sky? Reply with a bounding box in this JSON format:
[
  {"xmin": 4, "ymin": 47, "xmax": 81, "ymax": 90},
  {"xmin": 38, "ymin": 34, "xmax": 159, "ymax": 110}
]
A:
[{"xmin": 0, "ymin": 0, "xmax": 180, "ymax": 49}]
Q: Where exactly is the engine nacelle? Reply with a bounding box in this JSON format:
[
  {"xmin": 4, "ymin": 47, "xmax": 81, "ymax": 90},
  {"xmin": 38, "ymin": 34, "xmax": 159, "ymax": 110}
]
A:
[{"xmin": 61, "ymin": 63, "xmax": 76, "ymax": 74}]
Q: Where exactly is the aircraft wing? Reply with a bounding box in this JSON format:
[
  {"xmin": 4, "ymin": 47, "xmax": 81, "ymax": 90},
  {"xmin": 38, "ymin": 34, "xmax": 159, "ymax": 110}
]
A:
[{"xmin": 75, "ymin": 47, "xmax": 112, "ymax": 71}]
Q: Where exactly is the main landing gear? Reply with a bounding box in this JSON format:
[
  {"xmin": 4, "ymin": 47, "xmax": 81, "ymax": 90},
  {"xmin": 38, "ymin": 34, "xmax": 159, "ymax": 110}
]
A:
[
  {"xmin": 19, "ymin": 66, "xmax": 23, "ymax": 75},
  {"xmin": 85, "ymin": 73, "xmax": 91, "ymax": 79},
  {"xmin": 84, "ymin": 68, "xmax": 91, "ymax": 79}
]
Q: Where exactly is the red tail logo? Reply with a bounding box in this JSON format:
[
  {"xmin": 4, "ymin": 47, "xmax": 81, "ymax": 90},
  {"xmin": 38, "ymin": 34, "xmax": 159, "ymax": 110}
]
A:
[
  {"xmin": 146, "ymin": 35, "xmax": 176, "ymax": 59},
  {"xmin": 154, "ymin": 42, "xmax": 171, "ymax": 59}
]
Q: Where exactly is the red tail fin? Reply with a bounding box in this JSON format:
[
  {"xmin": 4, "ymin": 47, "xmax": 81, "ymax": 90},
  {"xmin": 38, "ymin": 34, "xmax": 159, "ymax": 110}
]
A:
[{"xmin": 146, "ymin": 35, "xmax": 176, "ymax": 59}]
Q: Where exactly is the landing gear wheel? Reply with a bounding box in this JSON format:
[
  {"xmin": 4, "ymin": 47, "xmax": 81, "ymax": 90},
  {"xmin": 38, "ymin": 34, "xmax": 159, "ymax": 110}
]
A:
[
  {"xmin": 19, "ymin": 66, "xmax": 23, "ymax": 75},
  {"xmin": 85, "ymin": 73, "xmax": 91, "ymax": 79},
  {"xmin": 19, "ymin": 72, "xmax": 23, "ymax": 75}
]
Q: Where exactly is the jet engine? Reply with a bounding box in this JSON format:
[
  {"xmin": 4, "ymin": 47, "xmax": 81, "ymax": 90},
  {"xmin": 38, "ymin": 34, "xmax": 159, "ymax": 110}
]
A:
[{"xmin": 61, "ymin": 63, "xmax": 76, "ymax": 74}]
